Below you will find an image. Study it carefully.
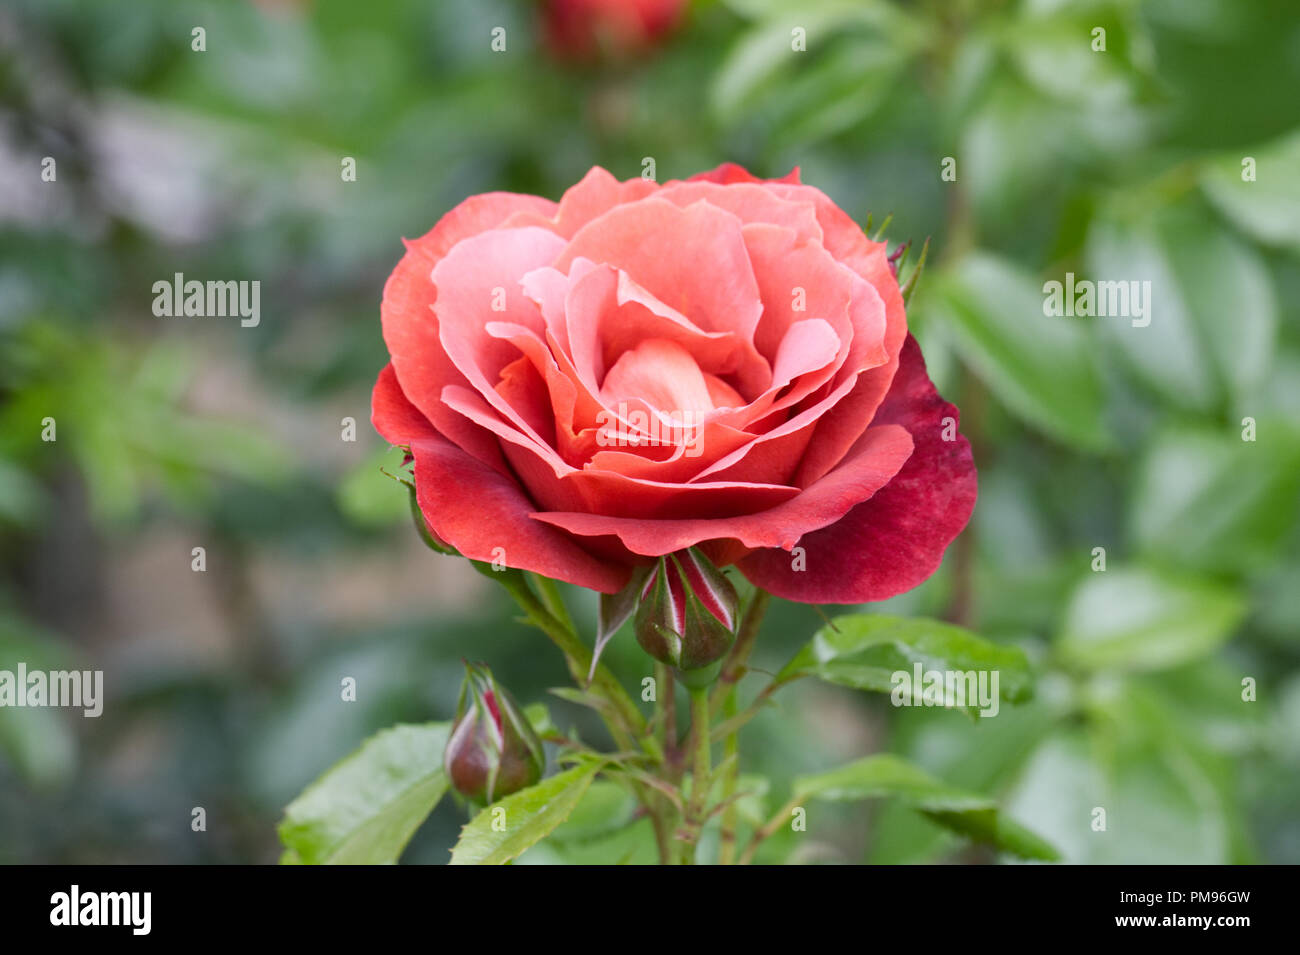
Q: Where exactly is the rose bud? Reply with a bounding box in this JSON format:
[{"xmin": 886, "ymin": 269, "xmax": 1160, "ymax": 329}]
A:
[
  {"xmin": 634, "ymin": 548, "xmax": 739, "ymax": 686},
  {"xmin": 542, "ymin": 0, "xmax": 687, "ymax": 62},
  {"xmin": 444, "ymin": 662, "xmax": 545, "ymax": 803}
]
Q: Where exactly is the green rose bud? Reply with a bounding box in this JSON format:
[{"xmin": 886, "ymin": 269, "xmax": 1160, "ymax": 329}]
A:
[
  {"xmin": 634, "ymin": 548, "xmax": 739, "ymax": 686},
  {"xmin": 444, "ymin": 661, "xmax": 545, "ymax": 803}
]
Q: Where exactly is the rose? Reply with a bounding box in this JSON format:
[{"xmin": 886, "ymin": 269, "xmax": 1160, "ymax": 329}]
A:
[
  {"xmin": 541, "ymin": 0, "xmax": 687, "ymax": 60},
  {"xmin": 372, "ymin": 163, "xmax": 976, "ymax": 605}
]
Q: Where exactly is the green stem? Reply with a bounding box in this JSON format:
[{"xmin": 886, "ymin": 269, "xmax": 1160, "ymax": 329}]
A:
[
  {"xmin": 657, "ymin": 662, "xmax": 678, "ymax": 773},
  {"xmin": 711, "ymin": 590, "xmax": 772, "ymax": 716},
  {"xmin": 489, "ymin": 567, "xmax": 682, "ymax": 864},
  {"xmin": 738, "ymin": 794, "xmax": 801, "ymax": 865},
  {"xmin": 650, "ymin": 661, "xmax": 675, "ymax": 864},
  {"xmin": 532, "ymin": 573, "xmax": 576, "ymax": 634},
  {"xmin": 718, "ymin": 687, "xmax": 739, "ymax": 865},
  {"xmin": 679, "ymin": 685, "xmax": 712, "ymax": 864},
  {"xmin": 490, "ymin": 568, "xmax": 649, "ymax": 752},
  {"xmin": 648, "ymin": 795, "xmax": 672, "ymax": 865},
  {"xmin": 709, "ymin": 676, "xmax": 801, "ymax": 741}
]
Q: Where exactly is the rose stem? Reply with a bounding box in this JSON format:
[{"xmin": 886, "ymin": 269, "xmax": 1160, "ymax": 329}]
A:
[
  {"xmin": 679, "ymin": 685, "xmax": 713, "ymax": 864},
  {"xmin": 694, "ymin": 588, "xmax": 771, "ymax": 863},
  {"xmin": 497, "ymin": 569, "xmax": 678, "ymax": 860},
  {"xmin": 737, "ymin": 794, "xmax": 802, "ymax": 865},
  {"xmin": 650, "ymin": 660, "xmax": 677, "ymax": 864},
  {"xmin": 718, "ymin": 688, "xmax": 740, "ymax": 864},
  {"xmin": 710, "ymin": 589, "xmax": 772, "ymax": 715},
  {"xmin": 493, "ymin": 570, "xmax": 650, "ymax": 753},
  {"xmin": 709, "ymin": 676, "xmax": 800, "ymax": 741},
  {"xmin": 532, "ymin": 572, "xmax": 576, "ymax": 636}
]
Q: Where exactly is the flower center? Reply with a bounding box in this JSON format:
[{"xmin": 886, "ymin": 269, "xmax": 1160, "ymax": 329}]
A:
[{"xmin": 599, "ymin": 337, "xmax": 744, "ymax": 418}]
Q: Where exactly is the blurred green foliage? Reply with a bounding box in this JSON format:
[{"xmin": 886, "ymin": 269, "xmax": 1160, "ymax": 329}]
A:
[{"xmin": 1, "ymin": 0, "xmax": 1298, "ymax": 863}]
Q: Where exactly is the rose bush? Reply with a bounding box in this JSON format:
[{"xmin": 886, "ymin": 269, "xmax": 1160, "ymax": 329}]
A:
[{"xmin": 372, "ymin": 163, "xmax": 976, "ymax": 604}]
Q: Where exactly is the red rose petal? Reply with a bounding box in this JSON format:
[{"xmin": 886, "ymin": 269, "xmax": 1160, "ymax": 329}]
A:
[
  {"xmin": 656, "ymin": 181, "xmax": 822, "ymax": 247},
  {"xmin": 371, "ymin": 363, "xmax": 438, "ymax": 445},
  {"xmin": 599, "ymin": 338, "xmax": 716, "ymax": 417},
  {"xmin": 407, "ymin": 435, "xmax": 630, "ymax": 594},
  {"xmin": 381, "ymin": 191, "xmax": 557, "ymax": 471},
  {"xmin": 738, "ymin": 336, "xmax": 976, "ymax": 604},
  {"xmin": 550, "ymin": 166, "xmax": 659, "ymax": 238},
  {"xmin": 431, "ymin": 226, "xmax": 568, "ymax": 447},
  {"xmin": 686, "ymin": 163, "xmax": 801, "ymax": 186},
  {"xmin": 532, "ymin": 423, "xmax": 912, "ymax": 556},
  {"xmin": 555, "ymin": 197, "xmax": 771, "ymax": 397},
  {"xmin": 382, "ymin": 249, "xmax": 504, "ymax": 471}
]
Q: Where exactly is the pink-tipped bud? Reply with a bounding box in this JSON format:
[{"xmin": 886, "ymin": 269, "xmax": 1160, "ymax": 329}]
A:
[
  {"xmin": 444, "ymin": 662, "xmax": 544, "ymax": 803},
  {"xmin": 634, "ymin": 548, "xmax": 739, "ymax": 683}
]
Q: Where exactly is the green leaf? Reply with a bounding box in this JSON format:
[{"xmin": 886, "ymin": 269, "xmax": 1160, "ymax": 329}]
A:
[
  {"xmin": 778, "ymin": 614, "xmax": 1034, "ymax": 707},
  {"xmin": 999, "ymin": 733, "xmax": 1106, "ymax": 864},
  {"xmin": 1004, "ymin": 10, "xmax": 1147, "ymax": 108},
  {"xmin": 1130, "ymin": 426, "xmax": 1300, "ymax": 575},
  {"xmin": 1006, "ymin": 684, "xmax": 1243, "ymax": 864},
  {"xmin": 542, "ymin": 780, "xmax": 638, "ymax": 845},
  {"xmin": 1085, "ymin": 207, "xmax": 1277, "ymax": 413},
  {"xmin": 1090, "ymin": 214, "xmax": 1213, "ymax": 409},
  {"xmin": 0, "ymin": 615, "xmax": 76, "ymax": 789},
  {"xmin": 794, "ymin": 754, "xmax": 1059, "ymax": 860},
  {"xmin": 933, "ymin": 253, "xmax": 1111, "ymax": 451},
  {"xmin": 548, "ymin": 686, "xmax": 621, "ymax": 720},
  {"xmin": 719, "ymin": 0, "xmax": 800, "ymax": 17},
  {"xmin": 959, "ymin": 82, "xmax": 1144, "ymax": 238},
  {"xmin": 278, "ymin": 722, "xmax": 450, "ymax": 865},
  {"xmin": 732, "ymin": 774, "xmax": 772, "ymax": 829},
  {"xmin": 1057, "ymin": 567, "xmax": 1246, "ymax": 672},
  {"xmin": 710, "ymin": 1, "xmax": 921, "ymax": 147},
  {"xmin": 1202, "ymin": 130, "xmax": 1300, "ymax": 255},
  {"xmin": 449, "ymin": 761, "xmax": 603, "ymax": 865},
  {"xmin": 868, "ymin": 701, "xmax": 1055, "ymax": 863},
  {"xmin": 796, "ymin": 753, "xmax": 989, "ymax": 806},
  {"xmin": 518, "ymin": 817, "xmax": 658, "ymax": 866},
  {"xmin": 764, "ymin": 39, "xmax": 910, "ymax": 147},
  {"xmin": 594, "ymin": 565, "xmax": 650, "ymax": 680},
  {"xmin": 523, "ymin": 701, "xmax": 555, "ymax": 738},
  {"xmin": 1155, "ymin": 208, "xmax": 1277, "ymax": 410}
]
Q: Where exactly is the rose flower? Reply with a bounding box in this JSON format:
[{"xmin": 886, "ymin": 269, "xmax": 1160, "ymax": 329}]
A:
[
  {"xmin": 541, "ymin": 0, "xmax": 687, "ymax": 61},
  {"xmin": 372, "ymin": 164, "xmax": 976, "ymax": 605}
]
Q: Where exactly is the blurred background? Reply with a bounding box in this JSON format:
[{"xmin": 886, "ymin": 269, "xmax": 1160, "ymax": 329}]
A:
[{"xmin": 2, "ymin": 0, "xmax": 1298, "ymax": 864}]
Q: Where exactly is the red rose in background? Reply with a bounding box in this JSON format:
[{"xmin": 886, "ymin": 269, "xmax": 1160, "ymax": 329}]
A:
[
  {"xmin": 542, "ymin": 0, "xmax": 687, "ymax": 60},
  {"xmin": 373, "ymin": 164, "xmax": 976, "ymax": 604}
]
